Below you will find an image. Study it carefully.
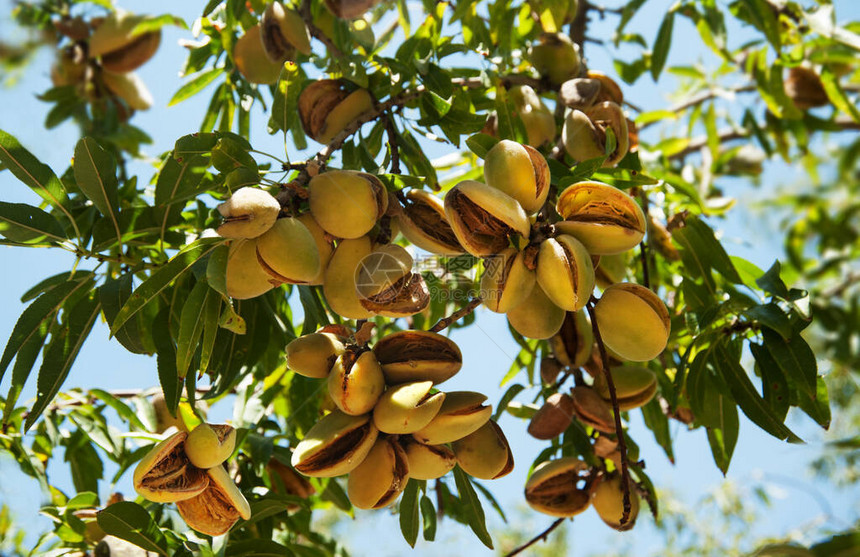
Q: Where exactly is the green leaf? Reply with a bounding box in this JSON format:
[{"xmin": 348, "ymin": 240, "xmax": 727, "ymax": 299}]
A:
[
  {"xmin": 493, "ymin": 383, "xmax": 525, "ymax": 421},
  {"xmin": 762, "ymin": 328, "xmax": 817, "ymax": 397},
  {"xmin": 176, "ymin": 280, "xmax": 210, "ymax": 379},
  {"xmin": 673, "ymin": 216, "xmax": 742, "ymax": 286},
  {"xmin": 795, "ymin": 376, "xmax": 830, "ymax": 430},
  {"xmin": 756, "ymin": 260, "xmax": 790, "ymax": 298},
  {"xmin": 131, "ymin": 13, "xmax": 187, "ymax": 34},
  {"xmin": 298, "ymin": 286, "xmax": 330, "ymax": 335},
  {"xmin": 111, "ymin": 238, "xmax": 222, "ymax": 335},
  {"xmin": 0, "ymin": 202, "xmax": 66, "ymax": 244},
  {"xmin": 465, "ymin": 133, "xmax": 500, "ymax": 159},
  {"xmin": 73, "ymin": 138, "xmax": 120, "ymax": 235},
  {"xmin": 99, "ymin": 274, "xmax": 150, "ymax": 355},
  {"xmin": 211, "ymin": 137, "xmax": 257, "ymax": 174},
  {"xmin": 199, "ymin": 292, "xmax": 222, "ymax": 376},
  {"xmin": 169, "ymin": 68, "xmax": 222, "ymax": 107},
  {"xmin": 743, "ymin": 303, "xmax": 793, "ymax": 340},
  {"xmin": 153, "ymin": 307, "xmax": 180, "ymax": 417},
  {"xmin": 25, "ymin": 295, "xmax": 101, "ymax": 431},
  {"xmin": 750, "ymin": 341, "xmax": 790, "ymax": 421},
  {"xmin": 641, "ymin": 397, "xmax": 675, "ymax": 463},
  {"xmin": 712, "ymin": 340, "xmax": 801, "ymax": 443},
  {"xmin": 650, "ymin": 10, "xmax": 675, "ymax": 81},
  {"xmin": 706, "ymin": 401, "xmax": 738, "ymax": 475},
  {"xmin": 2, "ymin": 322, "xmax": 48, "ymax": 422},
  {"xmin": 206, "ymin": 244, "xmax": 230, "ymax": 297},
  {"xmin": 0, "ymin": 129, "xmax": 73, "ymax": 229},
  {"xmin": 734, "ymin": 0, "xmax": 781, "ymax": 52},
  {"xmin": 399, "ymin": 480, "xmax": 420, "ymax": 547},
  {"xmin": 420, "ymin": 495, "xmax": 436, "ymax": 541},
  {"xmin": 0, "ymin": 277, "xmax": 91, "ymax": 384},
  {"xmin": 97, "ymin": 502, "xmax": 168, "ymax": 555},
  {"xmin": 226, "ymin": 540, "xmax": 291, "ymax": 556},
  {"xmin": 819, "ymin": 68, "xmax": 860, "ymax": 123},
  {"xmin": 452, "ymin": 467, "xmax": 494, "ymax": 549},
  {"xmin": 560, "ymin": 157, "xmax": 608, "ymax": 186},
  {"xmin": 270, "ymin": 62, "xmax": 302, "ymax": 135},
  {"xmin": 90, "ymin": 389, "xmax": 148, "ymax": 431}
]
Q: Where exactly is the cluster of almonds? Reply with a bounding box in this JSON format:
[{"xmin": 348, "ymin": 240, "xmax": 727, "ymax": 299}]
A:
[
  {"xmin": 51, "ymin": 10, "xmax": 161, "ymax": 114},
  {"xmin": 284, "ymin": 327, "xmax": 513, "ymax": 509},
  {"xmin": 525, "ymin": 457, "xmax": 640, "ymax": 529},
  {"xmin": 133, "ymin": 424, "xmax": 250, "ymax": 536},
  {"xmin": 218, "ymin": 174, "xmax": 431, "ymax": 318}
]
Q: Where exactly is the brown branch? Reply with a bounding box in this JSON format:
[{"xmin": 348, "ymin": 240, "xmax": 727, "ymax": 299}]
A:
[
  {"xmin": 819, "ymin": 270, "xmax": 860, "ymax": 299},
  {"xmin": 637, "ymin": 189, "xmax": 651, "ymax": 289},
  {"xmin": 586, "ymin": 299, "xmax": 633, "ymax": 526},
  {"xmin": 429, "ymin": 296, "xmax": 482, "ymax": 332},
  {"xmin": 298, "ymin": 0, "xmax": 343, "ymax": 58},
  {"xmin": 668, "ymin": 128, "xmax": 750, "ymax": 161},
  {"xmin": 503, "ymin": 518, "xmax": 566, "ymax": 557},
  {"xmin": 385, "ymin": 112, "xmax": 401, "ymax": 174},
  {"xmin": 639, "ymin": 84, "xmax": 758, "ymax": 130}
]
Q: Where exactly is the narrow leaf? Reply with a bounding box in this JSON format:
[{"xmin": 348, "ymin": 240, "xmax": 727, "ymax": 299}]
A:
[
  {"xmin": 97, "ymin": 502, "xmax": 168, "ymax": 555},
  {"xmin": 819, "ymin": 68, "xmax": 860, "ymax": 123},
  {"xmin": 420, "ymin": 495, "xmax": 436, "ymax": 541},
  {"xmin": 111, "ymin": 238, "xmax": 222, "ymax": 335},
  {"xmin": 99, "ymin": 274, "xmax": 149, "ymax": 355},
  {"xmin": 25, "ymin": 295, "xmax": 101, "ymax": 431},
  {"xmin": 0, "ymin": 129, "xmax": 72, "ymax": 225},
  {"xmin": 651, "ymin": 10, "xmax": 675, "ymax": 80},
  {"xmin": 762, "ymin": 328, "xmax": 817, "ymax": 396},
  {"xmin": 453, "ymin": 467, "xmax": 494, "ymax": 549},
  {"xmin": 0, "ymin": 277, "xmax": 91, "ymax": 383},
  {"xmin": 176, "ymin": 280, "xmax": 210, "ymax": 378},
  {"xmin": 399, "ymin": 480, "xmax": 420, "ymax": 547},
  {"xmin": 2, "ymin": 324, "xmax": 48, "ymax": 422},
  {"xmin": 90, "ymin": 389, "xmax": 148, "ymax": 431},
  {"xmin": 73, "ymin": 138, "xmax": 120, "ymax": 239},
  {"xmin": 712, "ymin": 341, "xmax": 801, "ymax": 443},
  {"xmin": 169, "ymin": 68, "xmax": 222, "ymax": 107},
  {"xmin": 153, "ymin": 307, "xmax": 180, "ymax": 416},
  {"xmin": 0, "ymin": 202, "xmax": 66, "ymax": 243},
  {"xmin": 198, "ymin": 292, "xmax": 222, "ymax": 376}
]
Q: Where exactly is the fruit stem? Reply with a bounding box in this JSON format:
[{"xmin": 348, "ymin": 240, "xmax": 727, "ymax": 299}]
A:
[
  {"xmin": 636, "ymin": 188, "xmax": 651, "ymax": 289},
  {"xmin": 586, "ymin": 298, "xmax": 632, "ymax": 526},
  {"xmin": 429, "ymin": 296, "xmax": 483, "ymax": 333}
]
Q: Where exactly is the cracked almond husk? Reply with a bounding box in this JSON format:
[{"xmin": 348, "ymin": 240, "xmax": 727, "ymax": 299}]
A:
[
  {"xmin": 299, "ymin": 80, "xmax": 375, "ymax": 144},
  {"xmin": 483, "ymin": 140, "xmax": 551, "ymax": 214},
  {"xmin": 536, "ymin": 235, "xmax": 595, "ymax": 312},
  {"xmin": 562, "ymin": 101, "xmax": 629, "ymax": 167},
  {"xmin": 373, "ymin": 381, "xmax": 446, "ymax": 434},
  {"xmin": 784, "ymin": 66, "xmax": 829, "ymax": 110},
  {"xmin": 291, "ymin": 410, "xmax": 379, "ymax": 477},
  {"xmin": 555, "ymin": 181, "xmax": 646, "ymax": 255},
  {"xmin": 549, "ymin": 310, "xmax": 594, "ymax": 368},
  {"xmin": 347, "ymin": 436, "xmax": 410, "ymax": 509},
  {"xmin": 327, "ymin": 349, "xmax": 385, "ymax": 416},
  {"xmin": 261, "ymin": 2, "xmax": 311, "ymax": 63},
  {"xmin": 176, "ymin": 465, "xmax": 251, "ymax": 536},
  {"xmin": 412, "ymin": 391, "xmax": 493, "ymax": 445},
  {"xmin": 216, "ymin": 187, "xmax": 280, "ymax": 240},
  {"xmin": 480, "ymin": 247, "xmax": 536, "ymax": 313},
  {"xmin": 89, "ymin": 11, "xmax": 161, "ymax": 74},
  {"xmin": 559, "ymin": 78, "xmax": 602, "ymax": 110},
  {"xmin": 373, "ymin": 330, "xmax": 463, "ymax": 385},
  {"xmin": 524, "ymin": 457, "xmax": 592, "ymax": 517},
  {"xmin": 443, "ymin": 180, "xmax": 530, "ymax": 257},
  {"xmin": 397, "ymin": 189, "xmax": 465, "ymax": 256},
  {"xmin": 133, "ymin": 432, "xmax": 209, "ymax": 503}
]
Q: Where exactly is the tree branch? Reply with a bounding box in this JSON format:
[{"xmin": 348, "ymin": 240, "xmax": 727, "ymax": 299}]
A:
[
  {"xmin": 429, "ymin": 296, "xmax": 482, "ymax": 332},
  {"xmin": 298, "ymin": 0, "xmax": 344, "ymax": 58},
  {"xmin": 503, "ymin": 518, "xmax": 565, "ymax": 557},
  {"xmin": 639, "ymin": 84, "xmax": 758, "ymax": 130},
  {"xmin": 586, "ymin": 299, "xmax": 633, "ymax": 526}
]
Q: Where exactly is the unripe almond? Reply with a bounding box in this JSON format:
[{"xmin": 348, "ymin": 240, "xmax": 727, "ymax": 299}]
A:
[
  {"xmin": 216, "ymin": 187, "xmax": 280, "ymax": 240},
  {"xmin": 594, "ymin": 283, "xmax": 669, "ymax": 362},
  {"xmin": 507, "ymin": 284, "xmax": 565, "ymax": 339},
  {"xmin": 483, "ymin": 140, "xmax": 550, "ymax": 214}
]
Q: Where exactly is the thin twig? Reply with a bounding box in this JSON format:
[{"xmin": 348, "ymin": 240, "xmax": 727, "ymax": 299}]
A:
[
  {"xmin": 503, "ymin": 518, "xmax": 565, "ymax": 557},
  {"xmin": 429, "ymin": 296, "xmax": 482, "ymax": 332},
  {"xmin": 385, "ymin": 112, "xmax": 401, "ymax": 174},
  {"xmin": 637, "ymin": 189, "xmax": 651, "ymax": 289},
  {"xmin": 586, "ymin": 299, "xmax": 632, "ymax": 526},
  {"xmin": 639, "ymin": 84, "xmax": 757, "ymax": 130}
]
